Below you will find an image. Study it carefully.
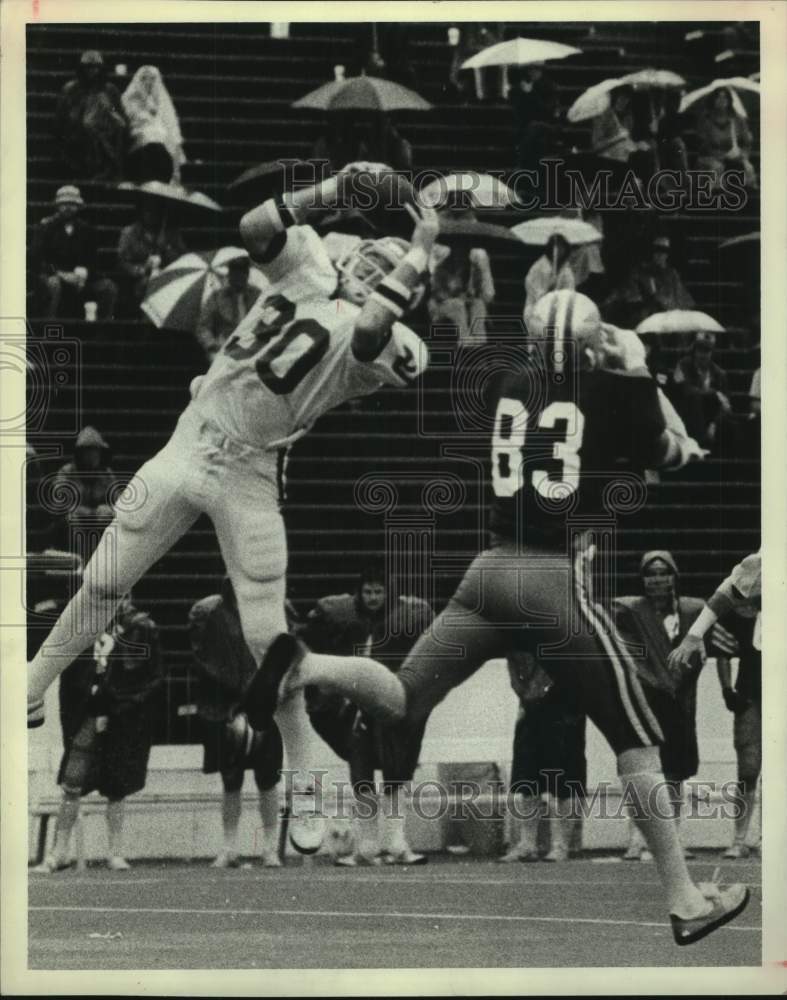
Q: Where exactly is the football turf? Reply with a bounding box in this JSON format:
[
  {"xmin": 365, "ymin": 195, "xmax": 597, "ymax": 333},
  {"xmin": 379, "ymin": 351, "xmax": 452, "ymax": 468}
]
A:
[{"xmin": 29, "ymin": 854, "xmax": 761, "ymax": 970}]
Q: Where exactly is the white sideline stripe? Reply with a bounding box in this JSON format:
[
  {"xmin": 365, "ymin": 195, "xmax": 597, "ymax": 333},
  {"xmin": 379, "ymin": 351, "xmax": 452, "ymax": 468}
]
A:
[{"xmin": 30, "ymin": 904, "xmax": 759, "ymax": 933}]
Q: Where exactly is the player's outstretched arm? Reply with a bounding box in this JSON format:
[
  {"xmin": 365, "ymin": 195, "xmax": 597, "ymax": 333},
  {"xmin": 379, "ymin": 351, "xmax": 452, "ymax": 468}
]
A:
[
  {"xmin": 351, "ymin": 203, "xmax": 439, "ymax": 361},
  {"xmin": 239, "ymin": 161, "xmax": 404, "ymax": 260}
]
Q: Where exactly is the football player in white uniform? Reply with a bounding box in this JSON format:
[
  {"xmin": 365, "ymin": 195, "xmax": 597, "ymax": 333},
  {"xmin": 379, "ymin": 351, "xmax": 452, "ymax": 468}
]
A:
[{"xmin": 27, "ymin": 162, "xmax": 439, "ymax": 819}]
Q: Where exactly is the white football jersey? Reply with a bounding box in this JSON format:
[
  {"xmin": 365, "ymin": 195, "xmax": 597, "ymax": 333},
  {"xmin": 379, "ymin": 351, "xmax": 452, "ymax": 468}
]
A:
[{"xmin": 189, "ymin": 225, "xmax": 427, "ymax": 449}]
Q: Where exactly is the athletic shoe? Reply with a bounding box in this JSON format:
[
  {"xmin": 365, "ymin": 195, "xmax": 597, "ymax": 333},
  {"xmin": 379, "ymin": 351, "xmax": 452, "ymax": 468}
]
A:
[
  {"xmin": 287, "ymin": 788, "xmax": 326, "ymax": 855},
  {"xmin": 334, "ymin": 853, "xmax": 381, "ymax": 868},
  {"xmin": 639, "ymin": 848, "xmax": 654, "ymax": 863},
  {"xmin": 32, "ymin": 854, "xmax": 71, "ymax": 874},
  {"xmin": 241, "ymin": 633, "xmax": 306, "ymax": 730},
  {"xmin": 670, "ymin": 882, "xmax": 750, "ymax": 945},
  {"xmin": 28, "ymin": 697, "xmax": 45, "ymax": 729},
  {"xmin": 107, "ymin": 856, "xmax": 131, "ymax": 871},
  {"xmin": 543, "ymin": 845, "xmax": 569, "ymax": 863},
  {"xmin": 211, "ymin": 851, "xmax": 241, "ymax": 869},
  {"xmin": 497, "ymin": 848, "xmax": 539, "ymax": 864},
  {"xmin": 445, "ymin": 844, "xmax": 470, "ymax": 856},
  {"xmin": 722, "ymin": 843, "xmax": 751, "ymax": 859},
  {"xmin": 383, "ymin": 849, "xmax": 427, "ymax": 866},
  {"xmin": 261, "ymin": 848, "xmax": 283, "ymax": 868}
]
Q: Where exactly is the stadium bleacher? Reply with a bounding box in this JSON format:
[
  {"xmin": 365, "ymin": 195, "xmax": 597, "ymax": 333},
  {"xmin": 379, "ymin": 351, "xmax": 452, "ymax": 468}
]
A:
[{"xmin": 26, "ymin": 20, "xmax": 760, "ymax": 743}]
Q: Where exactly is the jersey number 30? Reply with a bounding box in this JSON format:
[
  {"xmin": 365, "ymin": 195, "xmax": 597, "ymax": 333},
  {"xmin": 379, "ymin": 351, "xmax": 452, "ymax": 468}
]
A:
[{"xmin": 492, "ymin": 399, "xmax": 585, "ymax": 499}]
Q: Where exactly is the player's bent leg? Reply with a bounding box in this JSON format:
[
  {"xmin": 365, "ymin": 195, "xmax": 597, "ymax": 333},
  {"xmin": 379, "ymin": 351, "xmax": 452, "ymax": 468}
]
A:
[
  {"xmin": 28, "ymin": 459, "xmax": 200, "ymax": 713},
  {"xmin": 397, "ymin": 600, "xmax": 508, "ymax": 726}
]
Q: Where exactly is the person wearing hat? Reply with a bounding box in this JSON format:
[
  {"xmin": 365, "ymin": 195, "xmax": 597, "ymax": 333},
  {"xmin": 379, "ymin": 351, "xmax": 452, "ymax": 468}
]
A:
[
  {"xmin": 195, "ymin": 253, "xmax": 264, "ymax": 362},
  {"xmin": 672, "ymin": 331, "xmax": 734, "ymax": 450},
  {"xmin": 54, "ymin": 49, "xmax": 127, "ymax": 180},
  {"xmin": 116, "ymin": 198, "xmax": 187, "ymax": 315},
  {"xmin": 614, "ymin": 552, "xmax": 708, "ymax": 861},
  {"xmin": 29, "ymin": 185, "xmax": 117, "ymax": 320},
  {"xmin": 604, "ymin": 234, "xmax": 694, "ymax": 329}
]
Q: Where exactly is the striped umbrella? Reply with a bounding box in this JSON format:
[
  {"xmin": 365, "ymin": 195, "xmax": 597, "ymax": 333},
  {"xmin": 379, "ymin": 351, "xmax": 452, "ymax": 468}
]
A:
[{"xmin": 141, "ymin": 247, "xmax": 268, "ymax": 332}]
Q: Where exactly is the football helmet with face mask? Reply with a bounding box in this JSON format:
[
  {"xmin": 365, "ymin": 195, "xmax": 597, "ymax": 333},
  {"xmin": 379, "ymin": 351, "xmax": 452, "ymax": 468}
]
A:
[{"xmin": 335, "ymin": 236, "xmax": 425, "ymax": 310}]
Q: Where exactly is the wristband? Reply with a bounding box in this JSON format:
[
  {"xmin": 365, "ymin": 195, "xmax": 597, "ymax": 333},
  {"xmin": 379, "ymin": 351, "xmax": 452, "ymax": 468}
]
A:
[
  {"xmin": 370, "ymin": 275, "xmax": 411, "ymax": 318},
  {"xmin": 262, "ymin": 198, "xmax": 297, "ymax": 234},
  {"xmin": 403, "ymin": 247, "xmax": 429, "ymax": 275}
]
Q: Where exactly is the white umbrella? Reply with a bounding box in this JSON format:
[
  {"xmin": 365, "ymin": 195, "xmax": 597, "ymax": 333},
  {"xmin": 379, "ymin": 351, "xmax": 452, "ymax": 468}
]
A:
[
  {"xmin": 419, "ymin": 172, "xmax": 518, "ymax": 209},
  {"xmin": 512, "ymin": 217, "xmax": 602, "ymax": 246},
  {"xmin": 719, "ymin": 231, "xmax": 759, "ymax": 251},
  {"xmin": 620, "ymin": 68, "xmax": 686, "ymax": 89},
  {"xmin": 679, "ymin": 77, "xmax": 760, "ymax": 118},
  {"xmin": 566, "ymin": 78, "xmax": 625, "ymax": 123},
  {"xmin": 636, "ymin": 310, "xmax": 724, "ymax": 336},
  {"xmin": 461, "ymin": 37, "xmax": 581, "ymax": 70}
]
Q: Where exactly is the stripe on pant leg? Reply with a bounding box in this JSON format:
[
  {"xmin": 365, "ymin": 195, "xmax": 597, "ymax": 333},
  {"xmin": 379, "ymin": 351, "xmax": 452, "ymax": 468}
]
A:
[
  {"xmin": 572, "ymin": 550, "xmax": 651, "ymax": 747},
  {"xmin": 592, "ymin": 601, "xmax": 665, "ymax": 744}
]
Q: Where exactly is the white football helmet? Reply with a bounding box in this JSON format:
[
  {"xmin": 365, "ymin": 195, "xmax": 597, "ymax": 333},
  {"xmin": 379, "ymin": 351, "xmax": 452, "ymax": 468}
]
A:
[
  {"xmin": 528, "ymin": 289, "xmax": 603, "ymax": 369},
  {"xmin": 335, "ymin": 236, "xmax": 424, "ymax": 310}
]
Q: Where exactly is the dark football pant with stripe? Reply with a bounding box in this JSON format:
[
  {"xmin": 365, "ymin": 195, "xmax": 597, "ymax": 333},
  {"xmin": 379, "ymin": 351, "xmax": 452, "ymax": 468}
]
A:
[{"xmin": 397, "ymin": 540, "xmax": 672, "ymax": 758}]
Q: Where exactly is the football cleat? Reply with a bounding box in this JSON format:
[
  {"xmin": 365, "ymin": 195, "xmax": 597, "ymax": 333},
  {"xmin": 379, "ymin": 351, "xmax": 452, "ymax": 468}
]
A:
[
  {"xmin": 722, "ymin": 843, "xmax": 751, "ymax": 859},
  {"xmin": 334, "ymin": 852, "xmax": 381, "ymax": 868},
  {"xmin": 498, "ymin": 848, "xmax": 539, "ymax": 864},
  {"xmin": 670, "ymin": 881, "xmax": 750, "ymax": 946},
  {"xmin": 211, "ymin": 851, "xmax": 241, "ymax": 869},
  {"xmin": 543, "ymin": 845, "xmax": 569, "ymax": 863},
  {"xmin": 32, "ymin": 854, "xmax": 71, "ymax": 874},
  {"xmin": 28, "ymin": 697, "xmax": 45, "ymax": 729},
  {"xmin": 240, "ymin": 633, "xmax": 306, "ymax": 731},
  {"xmin": 107, "ymin": 856, "xmax": 132, "ymax": 872},
  {"xmin": 383, "ymin": 849, "xmax": 427, "ymax": 866}
]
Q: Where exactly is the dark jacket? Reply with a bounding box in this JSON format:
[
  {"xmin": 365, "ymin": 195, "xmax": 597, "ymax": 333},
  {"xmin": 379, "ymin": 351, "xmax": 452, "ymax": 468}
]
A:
[
  {"xmin": 53, "ymin": 426, "xmax": 119, "ymax": 512},
  {"xmin": 30, "ymin": 215, "xmax": 98, "ymax": 277}
]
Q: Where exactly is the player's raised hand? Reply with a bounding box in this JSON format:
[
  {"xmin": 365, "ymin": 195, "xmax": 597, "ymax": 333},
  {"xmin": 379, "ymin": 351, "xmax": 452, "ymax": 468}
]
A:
[{"xmin": 405, "ymin": 202, "xmax": 440, "ymax": 254}]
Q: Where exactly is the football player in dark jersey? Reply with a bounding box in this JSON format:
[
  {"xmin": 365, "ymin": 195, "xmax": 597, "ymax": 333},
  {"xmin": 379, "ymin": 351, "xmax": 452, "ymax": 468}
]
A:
[{"xmin": 246, "ymin": 289, "xmax": 749, "ymax": 945}]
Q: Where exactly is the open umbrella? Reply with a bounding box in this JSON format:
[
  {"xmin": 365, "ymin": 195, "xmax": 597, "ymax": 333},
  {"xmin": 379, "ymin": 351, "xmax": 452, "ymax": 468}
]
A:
[
  {"xmin": 227, "ymin": 159, "xmax": 313, "ymax": 207},
  {"xmin": 620, "ymin": 68, "xmax": 686, "ymax": 89},
  {"xmin": 511, "ymin": 217, "xmax": 602, "ymax": 246},
  {"xmin": 437, "ymin": 218, "xmax": 525, "ymax": 250},
  {"xmin": 460, "ymin": 37, "xmax": 581, "ymax": 69},
  {"xmin": 419, "ymin": 173, "xmax": 518, "ymax": 209},
  {"xmin": 719, "ymin": 231, "xmax": 759, "ymax": 251},
  {"xmin": 141, "ymin": 247, "xmax": 268, "ymax": 332},
  {"xmin": 636, "ymin": 310, "xmax": 724, "ymax": 336},
  {"xmin": 679, "ymin": 77, "xmax": 760, "ymax": 117},
  {"xmin": 119, "ymin": 181, "xmax": 223, "ymax": 216},
  {"xmin": 292, "ymin": 76, "xmax": 431, "ymax": 112},
  {"xmin": 566, "ymin": 78, "xmax": 626, "ymax": 123}
]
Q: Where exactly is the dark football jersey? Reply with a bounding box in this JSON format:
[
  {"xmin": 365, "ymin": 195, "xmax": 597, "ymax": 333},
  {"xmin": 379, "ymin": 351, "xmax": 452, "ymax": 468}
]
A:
[
  {"xmin": 711, "ymin": 610, "xmax": 761, "ymax": 701},
  {"xmin": 488, "ymin": 350, "xmax": 666, "ymax": 547}
]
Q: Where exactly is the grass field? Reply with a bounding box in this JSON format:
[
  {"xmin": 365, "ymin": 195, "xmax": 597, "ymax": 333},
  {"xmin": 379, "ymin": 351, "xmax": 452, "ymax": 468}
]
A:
[{"xmin": 28, "ymin": 853, "xmax": 761, "ymax": 970}]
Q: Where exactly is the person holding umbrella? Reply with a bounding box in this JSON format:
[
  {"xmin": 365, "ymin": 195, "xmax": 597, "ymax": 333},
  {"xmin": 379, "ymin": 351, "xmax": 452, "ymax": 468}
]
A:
[
  {"xmin": 694, "ymin": 87, "xmax": 757, "ymax": 190},
  {"xmin": 116, "ymin": 194, "xmax": 187, "ymax": 313},
  {"xmin": 195, "ymin": 251, "xmax": 263, "ymax": 362}
]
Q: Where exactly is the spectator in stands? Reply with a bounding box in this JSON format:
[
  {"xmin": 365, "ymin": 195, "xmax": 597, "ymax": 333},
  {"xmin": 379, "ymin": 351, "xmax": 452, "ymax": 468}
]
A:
[
  {"xmin": 591, "ymin": 89, "xmax": 638, "ymax": 164},
  {"xmin": 748, "ymin": 368, "xmax": 761, "ymax": 419},
  {"xmin": 300, "ymin": 563, "xmax": 433, "ymax": 866},
  {"xmin": 523, "ymin": 235, "xmax": 576, "ymax": 329},
  {"xmin": 672, "ymin": 332, "xmax": 734, "ymax": 450},
  {"xmin": 51, "ymin": 426, "xmax": 120, "ymax": 560},
  {"xmin": 427, "ymin": 198, "xmax": 495, "ymax": 345},
  {"xmin": 116, "ymin": 199, "xmax": 187, "ymax": 313},
  {"xmin": 500, "ymin": 651, "xmax": 586, "ymax": 863},
  {"xmin": 710, "ymin": 608, "xmax": 761, "ymax": 858},
  {"xmin": 188, "ymin": 579, "xmax": 283, "ymax": 869},
  {"xmin": 34, "ymin": 593, "xmax": 161, "ymax": 873},
  {"xmin": 347, "ymin": 23, "xmax": 417, "ymax": 88},
  {"xmin": 54, "ymin": 49, "xmax": 127, "ymax": 181},
  {"xmin": 509, "ymin": 64, "xmax": 561, "ymax": 174},
  {"xmin": 448, "ymin": 23, "xmax": 507, "ymax": 102},
  {"xmin": 694, "ymin": 88, "xmax": 757, "ymax": 190},
  {"xmin": 311, "ymin": 112, "xmax": 413, "ymax": 174},
  {"xmin": 121, "ymin": 65, "xmax": 186, "ymax": 185},
  {"xmin": 195, "ymin": 253, "xmax": 262, "ymax": 362},
  {"xmin": 614, "ymin": 552, "xmax": 707, "ymax": 862},
  {"xmin": 29, "ymin": 186, "xmax": 118, "ymax": 320},
  {"xmin": 655, "ymin": 89, "xmax": 690, "ymax": 175},
  {"xmin": 602, "ymin": 235, "xmax": 694, "ymax": 329}
]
